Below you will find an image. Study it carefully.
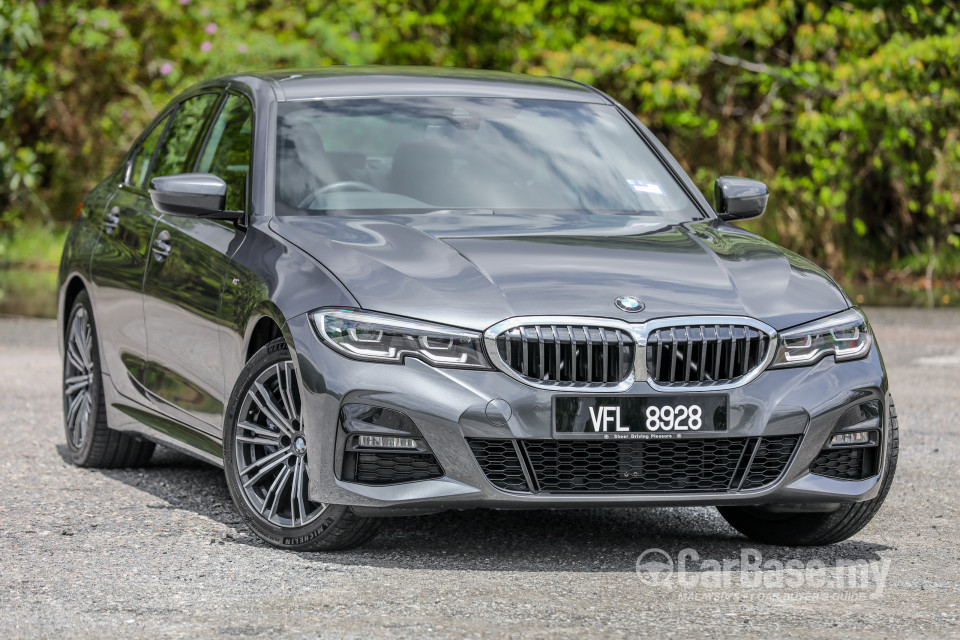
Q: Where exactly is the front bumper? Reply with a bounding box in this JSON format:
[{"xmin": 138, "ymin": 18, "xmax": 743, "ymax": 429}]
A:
[{"xmin": 289, "ymin": 313, "xmax": 892, "ymax": 512}]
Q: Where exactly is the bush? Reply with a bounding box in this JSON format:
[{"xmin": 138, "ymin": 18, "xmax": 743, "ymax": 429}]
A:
[{"xmin": 2, "ymin": 0, "xmax": 958, "ymax": 279}]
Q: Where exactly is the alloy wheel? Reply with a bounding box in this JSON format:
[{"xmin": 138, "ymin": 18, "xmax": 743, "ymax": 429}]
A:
[
  {"xmin": 64, "ymin": 306, "xmax": 94, "ymax": 449},
  {"xmin": 234, "ymin": 359, "xmax": 326, "ymax": 528}
]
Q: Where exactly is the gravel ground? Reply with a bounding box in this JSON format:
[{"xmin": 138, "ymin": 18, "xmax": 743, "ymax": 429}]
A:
[{"xmin": 2, "ymin": 309, "xmax": 959, "ymax": 639}]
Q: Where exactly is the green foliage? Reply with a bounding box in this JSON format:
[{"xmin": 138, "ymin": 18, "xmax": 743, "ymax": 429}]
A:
[
  {"xmin": 0, "ymin": 224, "xmax": 68, "ymax": 268},
  {"xmin": 1, "ymin": 0, "xmax": 959, "ymax": 278}
]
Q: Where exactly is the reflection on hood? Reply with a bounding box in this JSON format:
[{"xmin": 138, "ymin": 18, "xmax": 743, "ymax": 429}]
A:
[{"xmin": 271, "ymin": 211, "xmax": 848, "ymax": 331}]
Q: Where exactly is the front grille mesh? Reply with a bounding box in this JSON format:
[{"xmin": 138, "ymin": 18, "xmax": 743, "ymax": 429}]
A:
[
  {"xmin": 741, "ymin": 436, "xmax": 801, "ymax": 488},
  {"xmin": 354, "ymin": 452, "xmax": 443, "ymax": 484},
  {"xmin": 525, "ymin": 439, "xmax": 742, "ymax": 492},
  {"xmin": 468, "ymin": 436, "xmax": 799, "ymax": 494},
  {"xmin": 467, "ymin": 440, "xmax": 528, "ymax": 491},
  {"xmin": 646, "ymin": 324, "xmax": 771, "ymax": 385},
  {"xmin": 494, "ymin": 325, "xmax": 635, "ymax": 385}
]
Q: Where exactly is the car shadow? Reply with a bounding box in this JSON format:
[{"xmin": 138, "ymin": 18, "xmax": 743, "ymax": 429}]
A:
[{"xmin": 60, "ymin": 443, "xmax": 895, "ymax": 573}]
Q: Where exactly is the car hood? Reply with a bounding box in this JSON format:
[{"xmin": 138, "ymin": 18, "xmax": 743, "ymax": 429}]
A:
[{"xmin": 270, "ymin": 212, "xmax": 849, "ymax": 332}]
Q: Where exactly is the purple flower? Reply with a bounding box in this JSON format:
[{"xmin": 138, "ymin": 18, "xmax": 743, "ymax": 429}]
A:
[
  {"xmin": 349, "ymin": 30, "xmax": 359, "ymax": 40},
  {"xmin": 179, "ymin": 0, "xmax": 190, "ymax": 5},
  {"xmin": 205, "ymin": 23, "xmax": 218, "ymax": 35},
  {"xmin": 160, "ymin": 62, "xmax": 173, "ymax": 76},
  {"xmin": 237, "ymin": 43, "xmax": 248, "ymax": 53},
  {"xmin": 200, "ymin": 41, "xmax": 212, "ymax": 52},
  {"xmin": 114, "ymin": 29, "xmax": 124, "ymax": 37}
]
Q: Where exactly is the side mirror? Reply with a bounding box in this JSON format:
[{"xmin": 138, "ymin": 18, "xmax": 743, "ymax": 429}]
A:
[
  {"xmin": 714, "ymin": 176, "xmax": 768, "ymax": 221},
  {"xmin": 149, "ymin": 173, "xmax": 240, "ymax": 220}
]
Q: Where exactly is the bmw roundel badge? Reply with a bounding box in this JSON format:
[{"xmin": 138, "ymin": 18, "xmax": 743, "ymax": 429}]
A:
[{"xmin": 615, "ymin": 296, "xmax": 644, "ymax": 312}]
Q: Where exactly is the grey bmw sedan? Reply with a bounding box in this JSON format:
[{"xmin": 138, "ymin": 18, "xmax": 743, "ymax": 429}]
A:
[{"xmin": 58, "ymin": 67, "xmax": 897, "ymax": 550}]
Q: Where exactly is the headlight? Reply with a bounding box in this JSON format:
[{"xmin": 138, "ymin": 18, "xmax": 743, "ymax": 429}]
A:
[
  {"xmin": 311, "ymin": 309, "xmax": 490, "ymax": 369},
  {"xmin": 769, "ymin": 308, "xmax": 872, "ymax": 368}
]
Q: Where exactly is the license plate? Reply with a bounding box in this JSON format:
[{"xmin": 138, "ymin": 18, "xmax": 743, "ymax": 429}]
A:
[{"xmin": 553, "ymin": 395, "xmax": 728, "ymax": 440}]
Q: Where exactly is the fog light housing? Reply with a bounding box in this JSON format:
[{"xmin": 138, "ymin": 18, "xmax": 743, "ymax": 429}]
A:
[
  {"xmin": 810, "ymin": 400, "xmax": 884, "ymax": 480},
  {"xmin": 337, "ymin": 404, "xmax": 444, "ymax": 484},
  {"xmin": 830, "ymin": 431, "xmax": 870, "ymax": 446}
]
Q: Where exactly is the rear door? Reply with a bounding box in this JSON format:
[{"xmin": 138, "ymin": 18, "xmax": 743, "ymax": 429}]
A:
[
  {"xmin": 142, "ymin": 92, "xmax": 250, "ymax": 433},
  {"xmin": 89, "ymin": 111, "xmax": 172, "ymax": 401}
]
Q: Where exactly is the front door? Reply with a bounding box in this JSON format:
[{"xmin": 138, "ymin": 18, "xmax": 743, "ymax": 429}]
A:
[
  {"xmin": 142, "ymin": 216, "xmax": 239, "ymax": 430},
  {"xmin": 142, "ymin": 92, "xmax": 251, "ymax": 432}
]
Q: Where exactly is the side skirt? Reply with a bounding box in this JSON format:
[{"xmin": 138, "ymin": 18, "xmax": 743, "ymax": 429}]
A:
[{"xmin": 102, "ymin": 375, "xmax": 224, "ymax": 468}]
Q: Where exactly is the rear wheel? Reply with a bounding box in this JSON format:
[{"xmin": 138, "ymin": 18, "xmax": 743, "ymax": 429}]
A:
[
  {"xmin": 223, "ymin": 338, "xmax": 380, "ymax": 551},
  {"xmin": 63, "ymin": 291, "xmax": 154, "ymax": 467},
  {"xmin": 718, "ymin": 401, "xmax": 899, "ymax": 546}
]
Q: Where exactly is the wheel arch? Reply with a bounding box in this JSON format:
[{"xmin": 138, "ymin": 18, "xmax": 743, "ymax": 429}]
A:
[
  {"xmin": 58, "ymin": 272, "xmax": 93, "ymax": 358},
  {"xmin": 62, "ymin": 276, "xmax": 88, "ymax": 327},
  {"xmin": 242, "ymin": 301, "xmax": 295, "ymax": 363}
]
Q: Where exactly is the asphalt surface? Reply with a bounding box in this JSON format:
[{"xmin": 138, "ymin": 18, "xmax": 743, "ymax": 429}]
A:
[{"xmin": 2, "ymin": 309, "xmax": 959, "ymax": 639}]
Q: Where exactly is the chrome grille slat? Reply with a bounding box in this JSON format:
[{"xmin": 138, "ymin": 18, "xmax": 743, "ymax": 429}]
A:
[
  {"xmin": 655, "ymin": 333, "xmax": 663, "ymax": 379},
  {"xmin": 585, "ymin": 326, "xmax": 593, "ymax": 382},
  {"xmin": 727, "ymin": 325, "xmax": 737, "ymax": 380},
  {"xmin": 521, "ymin": 329, "xmax": 529, "ymax": 376},
  {"xmin": 535, "ymin": 325, "xmax": 545, "ymax": 379},
  {"xmin": 552, "ymin": 326, "xmax": 561, "ymax": 382},
  {"xmin": 713, "ymin": 324, "xmax": 722, "ymax": 380},
  {"xmin": 698, "ymin": 327, "xmax": 707, "ymax": 382},
  {"xmin": 599, "ymin": 328, "xmax": 608, "ymax": 384},
  {"xmin": 616, "ymin": 331, "xmax": 624, "ymax": 385},
  {"xmin": 670, "ymin": 327, "xmax": 677, "ymax": 380},
  {"xmin": 745, "ymin": 330, "xmax": 753, "ymax": 373}
]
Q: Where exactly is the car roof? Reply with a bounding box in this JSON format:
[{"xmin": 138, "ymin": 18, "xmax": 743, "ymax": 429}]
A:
[{"xmin": 223, "ymin": 66, "xmax": 609, "ymax": 104}]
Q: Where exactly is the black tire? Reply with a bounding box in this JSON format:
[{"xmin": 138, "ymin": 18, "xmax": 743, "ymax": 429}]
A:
[
  {"xmin": 223, "ymin": 338, "xmax": 380, "ymax": 551},
  {"xmin": 718, "ymin": 400, "xmax": 899, "ymax": 546},
  {"xmin": 62, "ymin": 290, "xmax": 155, "ymax": 468}
]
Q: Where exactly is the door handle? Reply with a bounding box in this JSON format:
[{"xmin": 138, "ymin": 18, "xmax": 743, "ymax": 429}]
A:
[
  {"xmin": 103, "ymin": 206, "xmax": 120, "ymax": 234},
  {"xmin": 152, "ymin": 230, "xmax": 172, "ymax": 262}
]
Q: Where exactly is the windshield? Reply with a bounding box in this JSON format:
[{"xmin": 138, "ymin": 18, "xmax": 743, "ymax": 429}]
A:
[{"xmin": 275, "ymin": 97, "xmax": 701, "ymax": 220}]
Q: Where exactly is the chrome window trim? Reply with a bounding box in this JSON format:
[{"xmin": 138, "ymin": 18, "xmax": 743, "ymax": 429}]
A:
[{"xmin": 483, "ymin": 315, "xmax": 778, "ymax": 393}]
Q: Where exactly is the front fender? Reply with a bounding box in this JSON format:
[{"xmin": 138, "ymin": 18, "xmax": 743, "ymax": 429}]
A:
[{"xmin": 219, "ymin": 218, "xmax": 357, "ymax": 400}]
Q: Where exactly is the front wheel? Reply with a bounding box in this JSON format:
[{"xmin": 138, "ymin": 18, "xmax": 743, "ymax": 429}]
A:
[
  {"xmin": 222, "ymin": 338, "xmax": 380, "ymax": 551},
  {"xmin": 718, "ymin": 400, "xmax": 899, "ymax": 546}
]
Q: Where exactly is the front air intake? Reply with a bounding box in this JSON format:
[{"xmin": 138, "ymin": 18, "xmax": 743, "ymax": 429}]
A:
[{"xmin": 468, "ymin": 436, "xmax": 800, "ymax": 494}]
